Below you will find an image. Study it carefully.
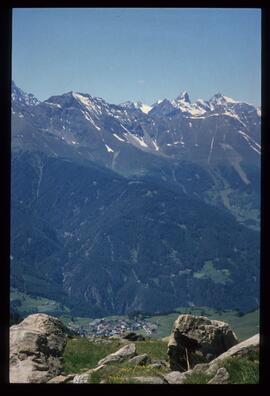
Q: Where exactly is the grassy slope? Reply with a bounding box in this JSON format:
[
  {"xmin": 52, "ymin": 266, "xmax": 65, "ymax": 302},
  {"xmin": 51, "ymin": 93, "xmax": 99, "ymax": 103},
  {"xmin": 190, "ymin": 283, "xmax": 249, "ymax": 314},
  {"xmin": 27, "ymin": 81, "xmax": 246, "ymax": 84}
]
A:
[
  {"xmin": 10, "ymin": 289, "xmax": 70, "ymax": 315},
  {"xmin": 63, "ymin": 338, "xmax": 121, "ymax": 374},
  {"xmin": 184, "ymin": 351, "xmax": 259, "ymax": 384},
  {"xmin": 63, "ymin": 337, "xmax": 259, "ymax": 384},
  {"xmin": 63, "ymin": 338, "xmax": 168, "ymax": 375}
]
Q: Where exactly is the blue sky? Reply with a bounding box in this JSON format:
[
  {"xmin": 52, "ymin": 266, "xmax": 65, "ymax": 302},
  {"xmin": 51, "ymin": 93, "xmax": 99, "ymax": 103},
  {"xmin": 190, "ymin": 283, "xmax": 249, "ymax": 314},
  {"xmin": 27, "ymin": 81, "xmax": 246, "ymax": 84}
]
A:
[{"xmin": 12, "ymin": 8, "xmax": 261, "ymax": 106}]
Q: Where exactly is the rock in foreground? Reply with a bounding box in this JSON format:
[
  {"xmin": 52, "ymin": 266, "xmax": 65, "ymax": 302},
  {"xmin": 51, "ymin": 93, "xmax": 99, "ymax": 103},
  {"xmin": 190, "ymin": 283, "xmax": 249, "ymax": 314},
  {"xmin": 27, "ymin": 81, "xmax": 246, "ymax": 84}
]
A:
[
  {"xmin": 163, "ymin": 371, "xmax": 188, "ymax": 384},
  {"xmin": 10, "ymin": 313, "xmax": 68, "ymax": 383},
  {"xmin": 47, "ymin": 374, "xmax": 75, "ymax": 383},
  {"xmin": 72, "ymin": 364, "xmax": 106, "ymax": 384},
  {"xmin": 129, "ymin": 353, "xmax": 149, "ymax": 366},
  {"xmin": 168, "ymin": 314, "xmax": 238, "ymax": 371},
  {"xmin": 207, "ymin": 367, "xmax": 229, "ymax": 384},
  {"xmin": 97, "ymin": 343, "xmax": 136, "ymax": 366}
]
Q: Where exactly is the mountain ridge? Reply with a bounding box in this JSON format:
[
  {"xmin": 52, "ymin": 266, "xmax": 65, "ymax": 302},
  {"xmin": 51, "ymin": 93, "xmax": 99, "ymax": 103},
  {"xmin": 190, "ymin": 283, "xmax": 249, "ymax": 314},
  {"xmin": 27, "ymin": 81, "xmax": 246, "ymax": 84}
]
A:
[{"xmin": 11, "ymin": 82, "xmax": 261, "ymax": 317}]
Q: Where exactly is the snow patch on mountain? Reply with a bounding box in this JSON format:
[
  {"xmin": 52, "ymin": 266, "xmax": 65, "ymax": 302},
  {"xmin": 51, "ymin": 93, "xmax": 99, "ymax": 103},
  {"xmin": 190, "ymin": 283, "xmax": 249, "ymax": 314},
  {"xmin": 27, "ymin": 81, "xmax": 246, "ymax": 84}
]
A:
[
  {"xmin": 44, "ymin": 101, "xmax": 62, "ymax": 108},
  {"xmin": 238, "ymin": 130, "xmax": 261, "ymax": 155},
  {"xmin": 120, "ymin": 100, "xmax": 152, "ymax": 114},
  {"xmin": 80, "ymin": 110, "xmax": 101, "ymax": 131},
  {"xmin": 152, "ymin": 140, "xmax": 159, "ymax": 151},
  {"xmin": 72, "ymin": 92, "xmax": 100, "ymax": 113},
  {"xmin": 139, "ymin": 103, "xmax": 152, "ymax": 114},
  {"xmin": 113, "ymin": 133, "xmax": 125, "ymax": 142},
  {"xmin": 120, "ymin": 124, "xmax": 131, "ymax": 133},
  {"xmin": 105, "ymin": 144, "xmax": 114, "ymax": 153},
  {"xmin": 223, "ymin": 111, "xmax": 247, "ymax": 128},
  {"xmin": 127, "ymin": 133, "xmax": 148, "ymax": 148}
]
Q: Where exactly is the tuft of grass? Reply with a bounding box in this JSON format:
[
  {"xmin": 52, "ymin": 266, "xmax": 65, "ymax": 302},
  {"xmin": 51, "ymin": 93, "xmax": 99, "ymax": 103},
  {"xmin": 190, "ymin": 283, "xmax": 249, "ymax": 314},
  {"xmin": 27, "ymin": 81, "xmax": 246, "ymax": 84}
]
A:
[
  {"xmin": 183, "ymin": 372, "xmax": 213, "ymax": 384},
  {"xmin": 184, "ymin": 351, "xmax": 259, "ymax": 384},
  {"xmin": 90, "ymin": 360, "xmax": 169, "ymax": 384},
  {"xmin": 222, "ymin": 355, "xmax": 259, "ymax": 384},
  {"xmin": 63, "ymin": 337, "xmax": 122, "ymax": 374}
]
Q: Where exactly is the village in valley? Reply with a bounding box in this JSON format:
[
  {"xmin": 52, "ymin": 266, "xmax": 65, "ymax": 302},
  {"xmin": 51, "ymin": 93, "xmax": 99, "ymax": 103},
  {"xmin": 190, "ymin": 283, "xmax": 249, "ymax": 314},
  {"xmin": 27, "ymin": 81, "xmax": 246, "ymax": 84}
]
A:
[{"xmin": 67, "ymin": 316, "xmax": 158, "ymax": 338}]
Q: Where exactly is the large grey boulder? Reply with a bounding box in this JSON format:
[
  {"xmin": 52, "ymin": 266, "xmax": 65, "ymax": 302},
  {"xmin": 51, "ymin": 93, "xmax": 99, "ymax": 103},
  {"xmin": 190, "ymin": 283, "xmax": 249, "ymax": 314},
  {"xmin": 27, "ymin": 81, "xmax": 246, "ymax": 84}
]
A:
[
  {"xmin": 167, "ymin": 315, "xmax": 238, "ymax": 371},
  {"xmin": 97, "ymin": 343, "xmax": 136, "ymax": 366},
  {"xmin": 10, "ymin": 313, "xmax": 68, "ymax": 383}
]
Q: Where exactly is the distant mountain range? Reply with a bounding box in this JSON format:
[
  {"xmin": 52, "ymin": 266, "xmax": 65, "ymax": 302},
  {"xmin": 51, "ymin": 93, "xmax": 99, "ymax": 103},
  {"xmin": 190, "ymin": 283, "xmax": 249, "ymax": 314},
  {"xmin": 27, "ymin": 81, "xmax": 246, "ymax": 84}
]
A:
[{"xmin": 11, "ymin": 81, "xmax": 261, "ymax": 317}]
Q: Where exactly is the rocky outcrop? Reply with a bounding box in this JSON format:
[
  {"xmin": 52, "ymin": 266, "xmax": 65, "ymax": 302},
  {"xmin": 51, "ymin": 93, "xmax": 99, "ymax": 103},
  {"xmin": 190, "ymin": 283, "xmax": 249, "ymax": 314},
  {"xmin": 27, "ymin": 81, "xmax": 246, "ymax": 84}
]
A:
[
  {"xmin": 167, "ymin": 314, "xmax": 238, "ymax": 371},
  {"xmin": 10, "ymin": 313, "xmax": 68, "ymax": 383},
  {"xmin": 97, "ymin": 343, "xmax": 136, "ymax": 366}
]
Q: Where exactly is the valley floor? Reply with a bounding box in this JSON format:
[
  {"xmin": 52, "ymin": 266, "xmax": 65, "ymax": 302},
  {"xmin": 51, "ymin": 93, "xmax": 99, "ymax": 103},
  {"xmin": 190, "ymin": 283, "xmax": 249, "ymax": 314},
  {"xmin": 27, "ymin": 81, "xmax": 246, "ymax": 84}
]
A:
[{"xmin": 11, "ymin": 289, "xmax": 259, "ymax": 341}]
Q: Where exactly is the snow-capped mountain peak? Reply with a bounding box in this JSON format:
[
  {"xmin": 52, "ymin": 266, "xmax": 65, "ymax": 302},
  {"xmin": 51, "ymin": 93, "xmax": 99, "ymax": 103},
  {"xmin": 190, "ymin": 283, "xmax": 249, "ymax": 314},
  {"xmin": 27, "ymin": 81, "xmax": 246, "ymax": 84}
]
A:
[
  {"xmin": 135, "ymin": 102, "xmax": 153, "ymax": 114},
  {"xmin": 120, "ymin": 100, "xmax": 152, "ymax": 114},
  {"xmin": 175, "ymin": 91, "xmax": 191, "ymax": 103},
  {"xmin": 11, "ymin": 82, "xmax": 261, "ymax": 165},
  {"xmin": 210, "ymin": 93, "xmax": 239, "ymax": 106},
  {"xmin": 12, "ymin": 81, "xmax": 40, "ymax": 107},
  {"xmin": 171, "ymin": 92, "xmax": 207, "ymax": 117},
  {"xmin": 72, "ymin": 92, "xmax": 98, "ymax": 111}
]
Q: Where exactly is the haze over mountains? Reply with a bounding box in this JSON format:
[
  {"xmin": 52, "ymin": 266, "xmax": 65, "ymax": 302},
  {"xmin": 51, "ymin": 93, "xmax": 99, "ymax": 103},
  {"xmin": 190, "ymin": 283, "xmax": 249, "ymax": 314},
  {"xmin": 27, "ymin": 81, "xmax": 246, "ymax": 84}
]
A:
[{"xmin": 11, "ymin": 81, "xmax": 260, "ymax": 317}]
